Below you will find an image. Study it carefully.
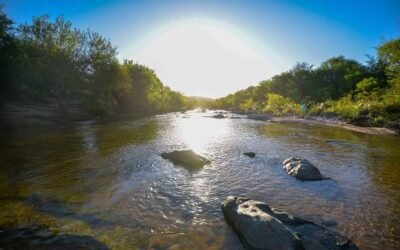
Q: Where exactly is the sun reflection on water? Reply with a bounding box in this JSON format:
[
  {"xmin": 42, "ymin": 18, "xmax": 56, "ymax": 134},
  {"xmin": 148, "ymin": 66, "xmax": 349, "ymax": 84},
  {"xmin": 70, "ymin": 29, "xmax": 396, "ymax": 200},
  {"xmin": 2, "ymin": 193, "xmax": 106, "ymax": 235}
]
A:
[
  {"xmin": 171, "ymin": 112, "xmax": 233, "ymax": 209},
  {"xmin": 174, "ymin": 112, "xmax": 231, "ymax": 153}
]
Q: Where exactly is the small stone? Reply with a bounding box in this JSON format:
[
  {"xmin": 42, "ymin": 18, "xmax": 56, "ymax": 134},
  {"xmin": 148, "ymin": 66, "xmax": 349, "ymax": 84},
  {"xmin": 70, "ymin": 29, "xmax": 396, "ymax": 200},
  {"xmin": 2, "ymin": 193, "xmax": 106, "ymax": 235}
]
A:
[{"xmin": 243, "ymin": 152, "xmax": 256, "ymax": 158}]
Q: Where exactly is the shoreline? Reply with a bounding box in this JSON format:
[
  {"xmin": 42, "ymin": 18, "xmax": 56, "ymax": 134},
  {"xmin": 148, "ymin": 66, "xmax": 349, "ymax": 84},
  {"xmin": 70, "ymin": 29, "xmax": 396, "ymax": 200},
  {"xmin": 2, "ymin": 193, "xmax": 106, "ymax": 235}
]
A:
[
  {"xmin": 245, "ymin": 113, "xmax": 398, "ymax": 135},
  {"xmin": 1, "ymin": 104, "xmax": 398, "ymax": 136},
  {"xmin": 0, "ymin": 103, "xmax": 185, "ymax": 129}
]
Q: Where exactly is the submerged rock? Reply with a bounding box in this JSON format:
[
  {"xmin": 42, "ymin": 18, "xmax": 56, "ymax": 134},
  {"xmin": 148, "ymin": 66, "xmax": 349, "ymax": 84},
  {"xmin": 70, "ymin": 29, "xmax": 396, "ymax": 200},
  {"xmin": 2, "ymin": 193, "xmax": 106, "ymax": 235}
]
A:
[
  {"xmin": 243, "ymin": 152, "xmax": 256, "ymax": 158},
  {"xmin": 283, "ymin": 157, "xmax": 325, "ymax": 181},
  {"xmin": 221, "ymin": 196, "xmax": 358, "ymax": 250},
  {"xmin": 161, "ymin": 150, "xmax": 210, "ymax": 170},
  {"xmin": 211, "ymin": 113, "xmax": 226, "ymax": 119},
  {"xmin": 0, "ymin": 227, "xmax": 109, "ymax": 250}
]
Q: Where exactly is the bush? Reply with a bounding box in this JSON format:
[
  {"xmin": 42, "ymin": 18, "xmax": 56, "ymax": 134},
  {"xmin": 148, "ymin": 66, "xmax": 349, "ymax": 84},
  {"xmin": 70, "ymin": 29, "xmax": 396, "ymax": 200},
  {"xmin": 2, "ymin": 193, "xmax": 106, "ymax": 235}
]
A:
[
  {"xmin": 263, "ymin": 93, "xmax": 301, "ymax": 115},
  {"xmin": 324, "ymin": 96, "xmax": 359, "ymax": 119}
]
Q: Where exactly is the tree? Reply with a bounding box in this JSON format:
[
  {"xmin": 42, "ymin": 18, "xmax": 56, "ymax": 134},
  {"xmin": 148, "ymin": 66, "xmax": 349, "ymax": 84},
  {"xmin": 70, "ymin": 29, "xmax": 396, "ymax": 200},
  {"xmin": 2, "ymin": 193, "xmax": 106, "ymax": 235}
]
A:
[
  {"xmin": 17, "ymin": 16, "xmax": 83, "ymax": 110},
  {"xmin": 0, "ymin": 5, "xmax": 17, "ymax": 101},
  {"xmin": 287, "ymin": 62, "xmax": 314, "ymax": 101},
  {"xmin": 82, "ymin": 31, "xmax": 130, "ymax": 115},
  {"xmin": 378, "ymin": 38, "xmax": 400, "ymax": 91},
  {"xmin": 314, "ymin": 56, "xmax": 367, "ymax": 100},
  {"xmin": 354, "ymin": 77, "xmax": 380, "ymax": 100}
]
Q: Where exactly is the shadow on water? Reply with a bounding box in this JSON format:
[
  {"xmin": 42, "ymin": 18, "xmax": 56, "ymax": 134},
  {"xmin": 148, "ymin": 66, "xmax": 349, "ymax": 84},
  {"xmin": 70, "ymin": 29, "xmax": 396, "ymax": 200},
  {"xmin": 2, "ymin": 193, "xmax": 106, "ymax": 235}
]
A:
[
  {"xmin": 0, "ymin": 117, "xmax": 160, "ymax": 162},
  {"xmin": 86, "ymin": 119, "xmax": 159, "ymax": 155},
  {"xmin": 0, "ymin": 195, "xmax": 115, "ymax": 229},
  {"xmin": 0, "ymin": 226, "xmax": 109, "ymax": 250}
]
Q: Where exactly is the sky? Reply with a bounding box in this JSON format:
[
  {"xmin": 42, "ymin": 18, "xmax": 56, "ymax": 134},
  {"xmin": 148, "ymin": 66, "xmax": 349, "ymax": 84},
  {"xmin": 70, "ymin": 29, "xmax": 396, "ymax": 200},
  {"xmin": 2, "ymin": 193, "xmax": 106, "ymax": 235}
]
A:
[{"xmin": 2, "ymin": 0, "xmax": 400, "ymax": 98}]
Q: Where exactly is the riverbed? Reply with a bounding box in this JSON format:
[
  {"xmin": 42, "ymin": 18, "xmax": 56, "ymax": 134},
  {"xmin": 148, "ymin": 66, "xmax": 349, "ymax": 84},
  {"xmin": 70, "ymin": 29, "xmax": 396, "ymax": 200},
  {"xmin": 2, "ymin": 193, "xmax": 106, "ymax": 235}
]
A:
[{"xmin": 0, "ymin": 110, "xmax": 399, "ymax": 249}]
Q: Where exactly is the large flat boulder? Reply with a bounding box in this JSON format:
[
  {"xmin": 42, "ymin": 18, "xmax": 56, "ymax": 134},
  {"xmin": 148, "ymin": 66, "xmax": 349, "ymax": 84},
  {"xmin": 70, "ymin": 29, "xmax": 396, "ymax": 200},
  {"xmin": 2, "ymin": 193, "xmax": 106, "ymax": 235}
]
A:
[
  {"xmin": 161, "ymin": 150, "xmax": 210, "ymax": 171},
  {"xmin": 222, "ymin": 196, "xmax": 358, "ymax": 250},
  {"xmin": 283, "ymin": 158, "xmax": 325, "ymax": 181}
]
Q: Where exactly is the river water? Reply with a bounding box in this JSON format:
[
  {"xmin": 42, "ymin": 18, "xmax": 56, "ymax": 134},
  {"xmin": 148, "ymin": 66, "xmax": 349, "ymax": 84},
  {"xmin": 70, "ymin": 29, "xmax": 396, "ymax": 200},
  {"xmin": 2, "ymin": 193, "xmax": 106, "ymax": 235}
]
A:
[{"xmin": 0, "ymin": 110, "xmax": 399, "ymax": 249}]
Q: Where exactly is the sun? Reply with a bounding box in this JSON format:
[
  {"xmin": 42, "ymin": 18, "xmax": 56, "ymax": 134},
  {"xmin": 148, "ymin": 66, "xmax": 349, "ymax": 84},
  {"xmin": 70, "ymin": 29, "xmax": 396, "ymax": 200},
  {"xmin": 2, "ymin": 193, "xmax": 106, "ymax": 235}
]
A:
[{"xmin": 130, "ymin": 19, "xmax": 282, "ymax": 98}]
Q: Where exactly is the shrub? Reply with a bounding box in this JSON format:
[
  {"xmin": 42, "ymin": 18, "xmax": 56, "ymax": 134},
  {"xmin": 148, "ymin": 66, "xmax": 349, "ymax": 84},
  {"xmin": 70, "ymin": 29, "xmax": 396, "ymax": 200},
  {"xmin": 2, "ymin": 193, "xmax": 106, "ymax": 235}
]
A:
[{"xmin": 263, "ymin": 93, "xmax": 301, "ymax": 115}]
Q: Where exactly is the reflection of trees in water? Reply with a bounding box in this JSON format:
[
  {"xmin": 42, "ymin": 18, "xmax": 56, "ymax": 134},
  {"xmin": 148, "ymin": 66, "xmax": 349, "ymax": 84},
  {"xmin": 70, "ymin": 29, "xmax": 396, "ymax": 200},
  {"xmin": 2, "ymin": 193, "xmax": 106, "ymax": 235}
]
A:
[
  {"xmin": 0, "ymin": 119, "xmax": 160, "ymax": 208},
  {"xmin": 0, "ymin": 118, "xmax": 159, "ymax": 166},
  {"xmin": 362, "ymin": 135, "xmax": 400, "ymax": 202},
  {"xmin": 257, "ymin": 122, "xmax": 367, "ymax": 142},
  {"xmin": 90, "ymin": 119, "xmax": 159, "ymax": 155},
  {"xmin": 257, "ymin": 122, "xmax": 400, "ymax": 194}
]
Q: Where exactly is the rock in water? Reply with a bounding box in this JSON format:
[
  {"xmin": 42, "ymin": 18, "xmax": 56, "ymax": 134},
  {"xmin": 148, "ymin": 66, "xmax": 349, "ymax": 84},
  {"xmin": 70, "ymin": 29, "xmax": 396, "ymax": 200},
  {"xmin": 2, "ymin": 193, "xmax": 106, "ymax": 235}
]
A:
[
  {"xmin": 221, "ymin": 196, "xmax": 358, "ymax": 250},
  {"xmin": 282, "ymin": 157, "xmax": 325, "ymax": 181},
  {"xmin": 211, "ymin": 113, "xmax": 226, "ymax": 119},
  {"xmin": 161, "ymin": 150, "xmax": 210, "ymax": 170},
  {"xmin": 222, "ymin": 197, "xmax": 303, "ymax": 250},
  {"xmin": 243, "ymin": 152, "xmax": 256, "ymax": 158}
]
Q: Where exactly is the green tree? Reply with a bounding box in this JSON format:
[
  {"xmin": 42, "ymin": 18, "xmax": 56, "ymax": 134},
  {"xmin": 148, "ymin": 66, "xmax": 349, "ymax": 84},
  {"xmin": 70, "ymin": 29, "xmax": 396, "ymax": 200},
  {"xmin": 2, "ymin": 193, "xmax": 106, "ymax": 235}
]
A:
[
  {"xmin": 354, "ymin": 77, "xmax": 380, "ymax": 100},
  {"xmin": 0, "ymin": 5, "xmax": 17, "ymax": 101},
  {"xmin": 287, "ymin": 62, "xmax": 314, "ymax": 101},
  {"xmin": 378, "ymin": 38, "xmax": 400, "ymax": 94},
  {"xmin": 17, "ymin": 16, "xmax": 83, "ymax": 110},
  {"xmin": 83, "ymin": 32, "xmax": 130, "ymax": 115},
  {"xmin": 314, "ymin": 56, "xmax": 366, "ymax": 100}
]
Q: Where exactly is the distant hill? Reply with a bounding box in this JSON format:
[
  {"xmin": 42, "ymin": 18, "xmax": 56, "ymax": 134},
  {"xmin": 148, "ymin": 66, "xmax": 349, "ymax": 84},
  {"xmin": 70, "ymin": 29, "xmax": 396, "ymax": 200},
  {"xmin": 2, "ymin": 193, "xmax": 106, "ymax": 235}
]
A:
[
  {"xmin": 187, "ymin": 96, "xmax": 215, "ymax": 101},
  {"xmin": 186, "ymin": 96, "xmax": 215, "ymax": 108}
]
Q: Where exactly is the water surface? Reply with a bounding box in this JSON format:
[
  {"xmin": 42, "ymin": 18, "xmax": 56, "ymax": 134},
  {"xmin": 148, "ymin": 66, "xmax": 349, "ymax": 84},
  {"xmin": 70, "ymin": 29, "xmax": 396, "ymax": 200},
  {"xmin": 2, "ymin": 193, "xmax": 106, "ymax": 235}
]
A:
[{"xmin": 0, "ymin": 110, "xmax": 399, "ymax": 249}]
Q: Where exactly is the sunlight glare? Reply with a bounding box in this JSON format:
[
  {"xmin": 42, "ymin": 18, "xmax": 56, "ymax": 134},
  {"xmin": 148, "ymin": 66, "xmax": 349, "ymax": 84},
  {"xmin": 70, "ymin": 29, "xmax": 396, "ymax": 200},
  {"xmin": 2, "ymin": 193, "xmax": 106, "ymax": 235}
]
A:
[
  {"xmin": 131, "ymin": 20, "xmax": 283, "ymax": 97},
  {"xmin": 175, "ymin": 112, "xmax": 231, "ymax": 153}
]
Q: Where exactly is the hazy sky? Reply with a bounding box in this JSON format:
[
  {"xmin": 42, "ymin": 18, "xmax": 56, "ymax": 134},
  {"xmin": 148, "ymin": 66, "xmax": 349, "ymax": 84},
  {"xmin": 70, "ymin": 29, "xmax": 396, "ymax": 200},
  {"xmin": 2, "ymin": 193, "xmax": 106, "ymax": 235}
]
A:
[{"xmin": 3, "ymin": 0, "xmax": 400, "ymax": 97}]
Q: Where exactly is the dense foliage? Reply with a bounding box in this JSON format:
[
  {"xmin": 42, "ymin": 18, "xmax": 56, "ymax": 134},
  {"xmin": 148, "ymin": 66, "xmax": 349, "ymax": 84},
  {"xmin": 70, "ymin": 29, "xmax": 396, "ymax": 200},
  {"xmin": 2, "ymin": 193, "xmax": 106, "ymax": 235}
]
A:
[
  {"xmin": 214, "ymin": 40, "xmax": 400, "ymax": 127},
  {"xmin": 0, "ymin": 7, "xmax": 187, "ymax": 116},
  {"xmin": 1, "ymin": 6, "xmax": 398, "ymax": 126}
]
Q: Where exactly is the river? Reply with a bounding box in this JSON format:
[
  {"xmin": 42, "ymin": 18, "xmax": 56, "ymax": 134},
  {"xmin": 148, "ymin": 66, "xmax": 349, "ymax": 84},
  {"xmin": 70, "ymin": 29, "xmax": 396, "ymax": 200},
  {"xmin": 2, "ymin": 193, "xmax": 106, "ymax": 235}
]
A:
[{"xmin": 0, "ymin": 110, "xmax": 399, "ymax": 249}]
